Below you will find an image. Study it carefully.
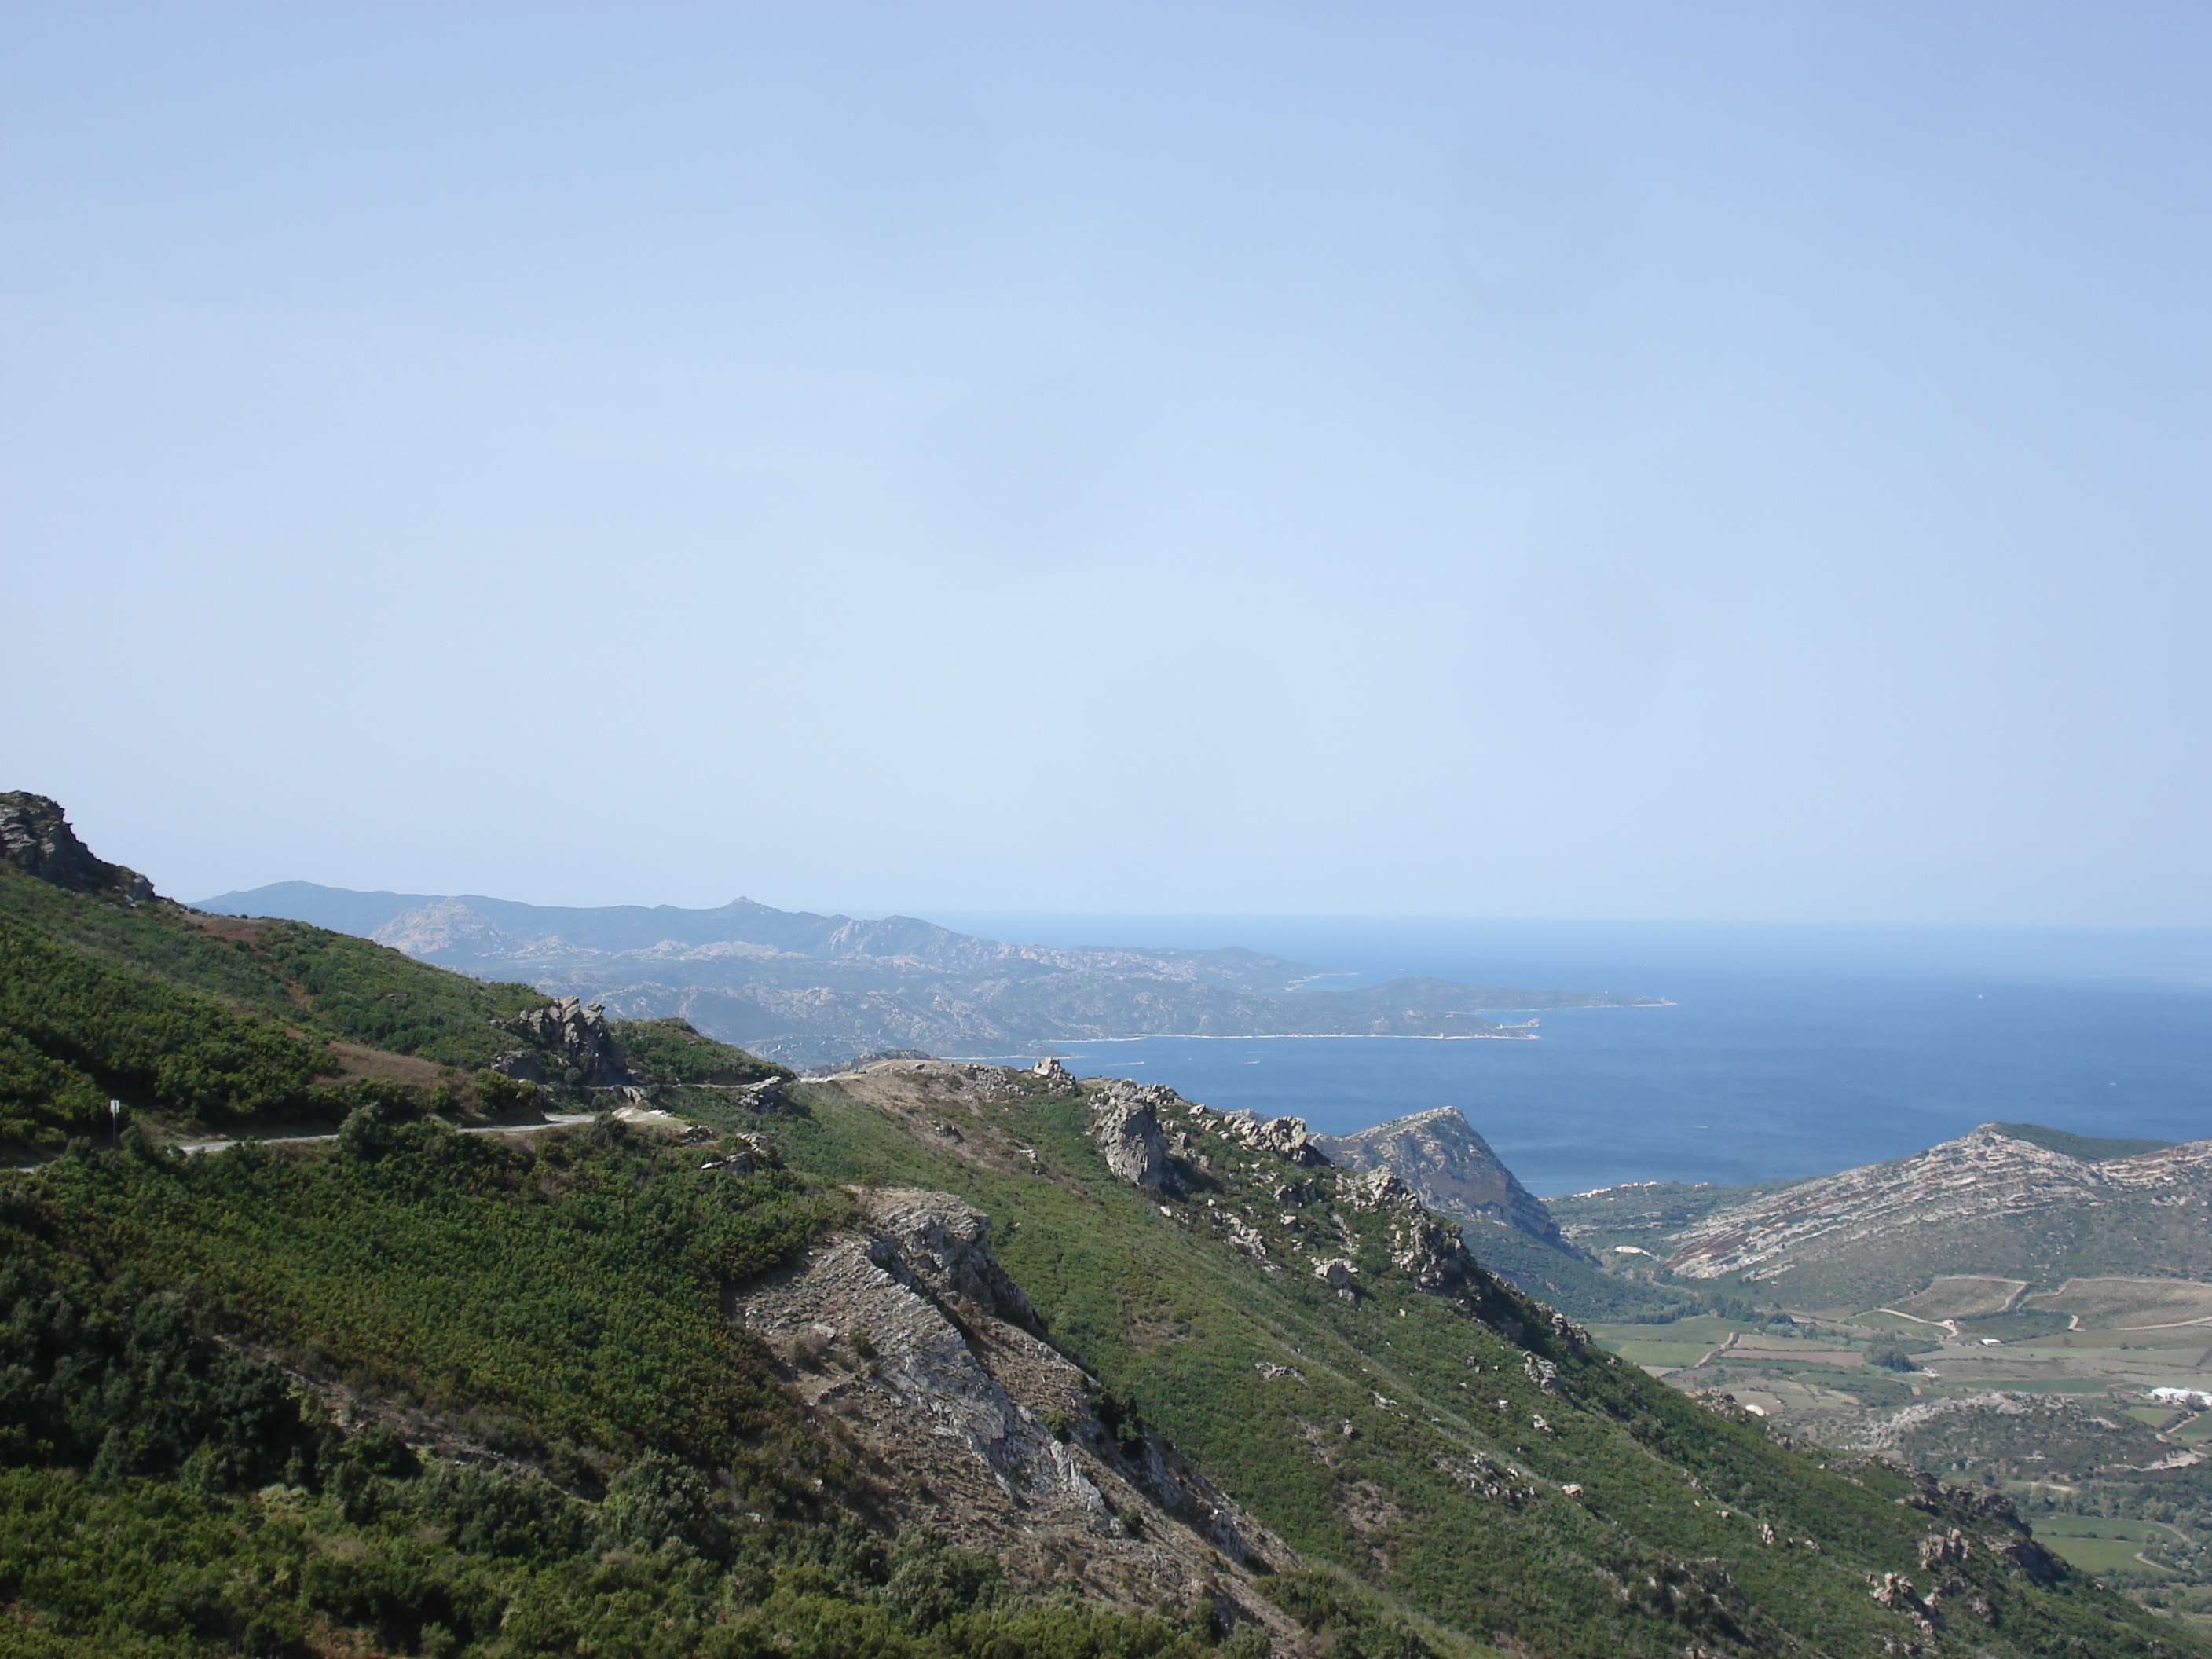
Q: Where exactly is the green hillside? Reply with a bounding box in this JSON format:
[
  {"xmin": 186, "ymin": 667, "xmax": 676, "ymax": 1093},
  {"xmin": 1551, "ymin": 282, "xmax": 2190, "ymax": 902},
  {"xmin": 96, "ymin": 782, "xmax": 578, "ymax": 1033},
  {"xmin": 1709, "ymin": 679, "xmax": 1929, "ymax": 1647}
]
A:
[
  {"xmin": 0, "ymin": 1121, "xmax": 1233, "ymax": 1658},
  {"xmin": 0, "ymin": 859, "xmax": 566, "ymax": 1152},
  {"xmin": 0, "ymin": 801, "xmax": 2199, "ymax": 1657},
  {"xmin": 0, "ymin": 833, "xmax": 799, "ymax": 1155},
  {"xmin": 731, "ymin": 1065, "xmax": 2188, "ymax": 1658}
]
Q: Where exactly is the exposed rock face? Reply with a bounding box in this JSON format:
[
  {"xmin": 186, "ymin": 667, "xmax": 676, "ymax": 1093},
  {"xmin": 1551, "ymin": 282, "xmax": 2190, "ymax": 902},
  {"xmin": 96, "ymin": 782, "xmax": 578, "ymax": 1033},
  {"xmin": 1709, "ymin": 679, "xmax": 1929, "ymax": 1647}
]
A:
[
  {"xmin": 372, "ymin": 896, "xmax": 518, "ymax": 958},
  {"xmin": 1218, "ymin": 1109, "xmax": 1328, "ymax": 1166},
  {"xmin": 1317, "ymin": 1105, "xmax": 1566, "ymax": 1246},
  {"xmin": 1661, "ymin": 1124, "xmax": 2212, "ymax": 1299},
  {"xmin": 0, "ymin": 793, "xmax": 154, "ymax": 901},
  {"xmin": 861, "ymin": 1190, "xmax": 1044, "ymax": 1334},
  {"xmin": 1026, "ymin": 1057, "xmax": 1082, "ymax": 1097},
  {"xmin": 730, "ymin": 1188, "xmax": 1297, "ymax": 1633},
  {"xmin": 1086, "ymin": 1079, "xmax": 1172, "ymax": 1191},
  {"xmin": 494, "ymin": 996, "xmax": 630, "ymax": 1086},
  {"xmin": 734, "ymin": 1075, "xmax": 788, "ymax": 1112},
  {"xmin": 1386, "ymin": 1203, "xmax": 1482, "ymax": 1292}
]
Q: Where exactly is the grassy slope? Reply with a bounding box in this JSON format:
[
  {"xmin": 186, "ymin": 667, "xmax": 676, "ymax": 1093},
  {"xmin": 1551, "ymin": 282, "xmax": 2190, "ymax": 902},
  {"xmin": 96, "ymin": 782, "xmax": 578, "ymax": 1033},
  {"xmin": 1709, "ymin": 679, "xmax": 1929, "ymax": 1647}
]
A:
[{"xmin": 725, "ymin": 1074, "xmax": 2193, "ymax": 1659}]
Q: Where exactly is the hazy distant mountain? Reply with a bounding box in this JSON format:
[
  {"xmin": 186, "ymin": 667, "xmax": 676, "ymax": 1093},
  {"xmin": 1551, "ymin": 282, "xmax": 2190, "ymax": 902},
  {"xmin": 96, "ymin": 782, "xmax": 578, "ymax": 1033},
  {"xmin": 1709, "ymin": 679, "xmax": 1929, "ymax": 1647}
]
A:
[{"xmin": 197, "ymin": 881, "xmax": 1663, "ymax": 1066}]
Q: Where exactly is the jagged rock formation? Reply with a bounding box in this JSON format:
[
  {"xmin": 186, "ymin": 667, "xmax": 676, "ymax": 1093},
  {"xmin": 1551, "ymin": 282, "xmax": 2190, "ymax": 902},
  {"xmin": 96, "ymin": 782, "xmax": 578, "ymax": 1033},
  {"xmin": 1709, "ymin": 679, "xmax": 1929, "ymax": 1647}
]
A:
[
  {"xmin": 1081, "ymin": 1081, "xmax": 1503, "ymax": 1304},
  {"xmin": 1026, "ymin": 1056, "xmax": 1082, "ymax": 1097},
  {"xmin": 1341, "ymin": 1165, "xmax": 1486, "ymax": 1293},
  {"xmin": 728, "ymin": 1188, "xmax": 1297, "ymax": 1635},
  {"xmin": 0, "ymin": 793, "xmax": 154, "ymax": 901},
  {"xmin": 1218, "ymin": 1108, "xmax": 1328, "ymax": 1166},
  {"xmin": 493, "ymin": 995, "xmax": 632, "ymax": 1086},
  {"xmin": 1085, "ymin": 1079, "xmax": 1172, "ymax": 1190},
  {"xmin": 1317, "ymin": 1105, "xmax": 1567, "ymax": 1247},
  {"xmin": 1662, "ymin": 1123, "xmax": 2212, "ymax": 1304}
]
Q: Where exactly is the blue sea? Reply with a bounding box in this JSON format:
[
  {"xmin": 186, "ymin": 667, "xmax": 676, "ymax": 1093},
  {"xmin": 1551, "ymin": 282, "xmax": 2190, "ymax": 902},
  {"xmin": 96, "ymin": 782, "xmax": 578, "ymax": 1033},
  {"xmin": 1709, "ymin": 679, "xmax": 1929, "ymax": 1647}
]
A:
[{"xmin": 934, "ymin": 916, "xmax": 2212, "ymax": 1198}]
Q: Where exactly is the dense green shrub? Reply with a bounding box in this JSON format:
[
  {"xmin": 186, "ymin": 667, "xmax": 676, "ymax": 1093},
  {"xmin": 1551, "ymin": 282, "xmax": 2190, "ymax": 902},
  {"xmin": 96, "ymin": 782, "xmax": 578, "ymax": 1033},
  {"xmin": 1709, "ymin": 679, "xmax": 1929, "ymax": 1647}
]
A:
[
  {"xmin": 0, "ymin": 1129, "xmax": 1239, "ymax": 1657},
  {"xmin": 0, "ymin": 914, "xmax": 334, "ymax": 1137},
  {"xmin": 251, "ymin": 924, "xmax": 543, "ymax": 1066},
  {"xmin": 0, "ymin": 1256, "xmax": 317, "ymax": 1489}
]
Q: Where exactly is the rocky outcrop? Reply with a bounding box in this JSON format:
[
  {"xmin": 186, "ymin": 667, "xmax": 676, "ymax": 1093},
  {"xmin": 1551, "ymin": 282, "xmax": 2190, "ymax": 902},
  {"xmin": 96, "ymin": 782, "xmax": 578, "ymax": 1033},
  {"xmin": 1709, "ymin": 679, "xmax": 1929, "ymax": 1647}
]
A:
[
  {"xmin": 493, "ymin": 996, "xmax": 631, "ymax": 1086},
  {"xmin": 1218, "ymin": 1109, "xmax": 1328, "ymax": 1166},
  {"xmin": 1317, "ymin": 1105, "xmax": 1568, "ymax": 1247},
  {"xmin": 701, "ymin": 1133, "xmax": 778, "ymax": 1176},
  {"xmin": 0, "ymin": 793, "xmax": 155, "ymax": 901},
  {"xmin": 729, "ymin": 1188, "xmax": 1297, "ymax": 1633},
  {"xmin": 1386, "ymin": 1201, "xmax": 1483, "ymax": 1293},
  {"xmin": 861, "ymin": 1190, "xmax": 1043, "ymax": 1335},
  {"xmin": 1026, "ymin": 1057, "xmax": 1082, "ymax": 1097},
  {"xmin": 732, "ymin": 1075, "xmax": 788, "ymax": 1111},
  {"xmin": 1086, "ymin": 1080, "xmax": 1172, "ymax": 1191}
]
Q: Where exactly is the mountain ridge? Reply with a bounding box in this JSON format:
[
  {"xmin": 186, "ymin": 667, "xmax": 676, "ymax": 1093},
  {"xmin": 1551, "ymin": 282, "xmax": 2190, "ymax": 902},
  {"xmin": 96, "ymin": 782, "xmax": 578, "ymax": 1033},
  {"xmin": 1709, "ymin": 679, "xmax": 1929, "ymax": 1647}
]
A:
[
  {"xmin": 196, "ymin": 880, "xmax": 1665, "ymax": 1065},
  {"xmin": 1661, "ymin": 1122, "xmax": 2212, "ymax": 1306}
]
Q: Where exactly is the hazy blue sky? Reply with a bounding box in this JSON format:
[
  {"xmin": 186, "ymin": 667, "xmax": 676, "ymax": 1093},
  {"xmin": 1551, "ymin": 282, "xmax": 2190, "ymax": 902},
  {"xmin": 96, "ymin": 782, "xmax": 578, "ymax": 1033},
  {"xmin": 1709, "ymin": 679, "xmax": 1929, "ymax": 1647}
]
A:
[{"xmin": 5, "ymin": 3, "xmax": 2207, "ymax": 925}]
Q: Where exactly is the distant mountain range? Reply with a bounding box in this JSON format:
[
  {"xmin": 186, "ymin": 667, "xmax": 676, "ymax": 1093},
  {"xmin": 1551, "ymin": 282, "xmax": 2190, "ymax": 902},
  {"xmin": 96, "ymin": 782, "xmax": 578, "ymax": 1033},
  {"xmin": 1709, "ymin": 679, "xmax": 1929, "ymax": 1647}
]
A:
[{"xmin": 195, "ymin": 881, "xmax": 1664, "ymax": 1066}]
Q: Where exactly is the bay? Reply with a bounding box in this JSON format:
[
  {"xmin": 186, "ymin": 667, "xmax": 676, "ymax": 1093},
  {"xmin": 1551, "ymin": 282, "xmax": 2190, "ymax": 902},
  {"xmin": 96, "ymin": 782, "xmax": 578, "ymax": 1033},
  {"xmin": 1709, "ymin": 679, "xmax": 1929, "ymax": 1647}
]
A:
[{"xmin": 935, "ymin": 915, "xmax": 2212, "ymax": 1197}]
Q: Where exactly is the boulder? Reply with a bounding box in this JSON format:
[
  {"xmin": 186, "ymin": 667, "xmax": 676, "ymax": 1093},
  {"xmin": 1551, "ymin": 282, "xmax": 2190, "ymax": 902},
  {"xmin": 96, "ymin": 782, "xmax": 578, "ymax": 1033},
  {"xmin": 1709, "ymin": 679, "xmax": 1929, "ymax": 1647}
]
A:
[
  {"xmin": 1087, "ymin": 1080, "xmax": 1171, "ymax": 1190},
  {"xmin": 500, "ymin": 995, "xmax": 630, "ymax": 1086},
  {"xmin": 1027, "ymin": 1057, "xmax": 1082, "ymax": 1097}
]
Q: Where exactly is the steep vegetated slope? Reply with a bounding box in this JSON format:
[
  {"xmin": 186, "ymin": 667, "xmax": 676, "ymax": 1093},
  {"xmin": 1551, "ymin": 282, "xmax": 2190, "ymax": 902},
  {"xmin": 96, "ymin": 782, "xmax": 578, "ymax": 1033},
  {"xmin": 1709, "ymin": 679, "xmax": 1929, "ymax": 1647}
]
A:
[
  {"xmin": 0, "ymin": 795, "xmax": 790, "ymax": 1155},
  {"xmin": 732, "ymin": 1057, "xmax": 2190, "ymax": 1657},
  {"xmin": 1, "ymin": 1115, "xmax": 1291, "ymax": 1657}
]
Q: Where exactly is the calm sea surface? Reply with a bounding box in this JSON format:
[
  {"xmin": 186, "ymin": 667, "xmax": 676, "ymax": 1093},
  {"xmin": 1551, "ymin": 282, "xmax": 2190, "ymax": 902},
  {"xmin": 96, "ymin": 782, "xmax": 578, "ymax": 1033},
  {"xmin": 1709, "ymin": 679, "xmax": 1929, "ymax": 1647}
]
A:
[{"xmin": 933, "ymin": 916, "xmax": 2212, "ymax": 1198}]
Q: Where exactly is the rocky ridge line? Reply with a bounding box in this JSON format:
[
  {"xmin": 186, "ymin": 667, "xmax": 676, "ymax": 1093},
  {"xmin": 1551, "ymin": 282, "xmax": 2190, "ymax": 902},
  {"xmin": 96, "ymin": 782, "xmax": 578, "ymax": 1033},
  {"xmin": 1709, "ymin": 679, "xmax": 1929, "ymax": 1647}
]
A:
[
  {"xmin": 0, "ymin": 792, "xmax": 155, "ymax": 902},
  {"xmin": 1664, "ymin": 1123, "xmax": 2212, "ymax": 1284}
]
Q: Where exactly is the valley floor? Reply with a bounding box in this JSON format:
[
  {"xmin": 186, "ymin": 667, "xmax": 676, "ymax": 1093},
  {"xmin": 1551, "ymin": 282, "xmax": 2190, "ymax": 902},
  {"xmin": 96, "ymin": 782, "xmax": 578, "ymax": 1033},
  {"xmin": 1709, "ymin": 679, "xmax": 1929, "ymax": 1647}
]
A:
[{"xmin": 1591, "ymin": 1280, "xmax": 2212, "ymax": 1637}]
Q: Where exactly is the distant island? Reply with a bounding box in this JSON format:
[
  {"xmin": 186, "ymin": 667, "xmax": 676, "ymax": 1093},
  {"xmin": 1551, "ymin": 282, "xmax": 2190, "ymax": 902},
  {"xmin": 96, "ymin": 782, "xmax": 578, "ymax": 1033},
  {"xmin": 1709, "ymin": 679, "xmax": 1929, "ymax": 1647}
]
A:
[{"xmin": 196, "ymin": 881, "xmax": 1667, "ymax": 1066}]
